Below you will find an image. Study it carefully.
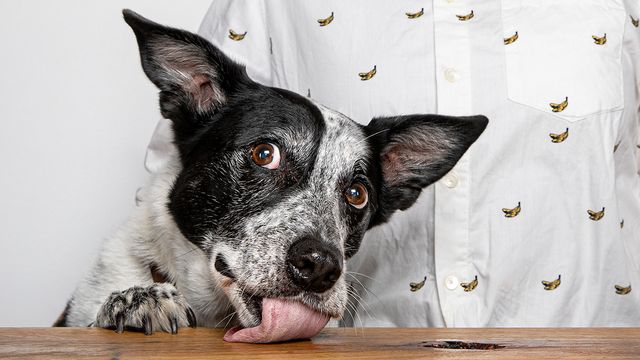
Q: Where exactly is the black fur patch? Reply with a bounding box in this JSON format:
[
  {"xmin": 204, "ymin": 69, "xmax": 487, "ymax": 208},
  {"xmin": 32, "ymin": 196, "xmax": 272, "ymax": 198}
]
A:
[
  {"xmin": 364, "ymin": 114, "xmax": 488, "ymax": 227},
  {"xmin": 168, "ymin": 86, "xmax": 326, "ymax": 249},
  {"xmin": 52, "ymin": 300, "xmax": 72, "ymax": 327}
]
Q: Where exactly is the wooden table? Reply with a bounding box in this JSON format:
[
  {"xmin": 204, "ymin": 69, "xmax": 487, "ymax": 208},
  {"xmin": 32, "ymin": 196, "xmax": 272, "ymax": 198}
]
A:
[{"xmin": 1, "ymin": 327, "xmax": 639, "ymax": 359}]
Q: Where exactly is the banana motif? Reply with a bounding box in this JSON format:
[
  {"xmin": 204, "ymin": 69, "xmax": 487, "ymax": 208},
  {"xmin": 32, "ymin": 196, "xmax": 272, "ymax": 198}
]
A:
[
  {"xmin": 614, "ymin": 143, "xmax": 620, "ymax": 153},
  {"xmin": 587, "ymin": 207, "xmax": 605, "ymax": 221},
  {"xmin": 317, "ymin": 12, "xmax": 334, "ymax": 27},
  {"xmin": 504, "ymin": 31, "xmax": 519, "ymax": 45},
  {"xmin": 410, "ymin": 276, "xmax": 427, "ymax": 292},
  {"xmin": 542, "ymin": 275, "xmax": 561, "ymax": 291},
  {"xmin": 460, "ymin": 276, "xmax": 478, "ymax": 292},
  {"xmin": 502, "ymin": 201, "xmax": 521, "ymax": 218},
  {"xmin": 549, "ymin": 128, "xmax": 569, "ymax": 143},
  {"xmin": 228, "ymin": 29, "xmax": 247, "ymax": 41},
  {"xmin": 456, "ymin": 10, "xmax": 474, "ymax": 21},
  {"xmin": 632, "ymin": 15, "xmax": 640, "ymax": 28},
  {"xmin": 550, "ymin": 97, "xmax": 568, "ymax": 113},
  {"xmin": 592, "ymin": 33, "xmax": 607, "ymax": 45},
  {"xmin": 406, "ymin": 8, "xmax": 424, "ymax": 19},
  {"xmin": 615, "ymin": 284, "xmax": 632, "ymax": 295},
  {"xmin": 359, "ymin": 65, "xmax": 377, "ymax": 81},
  {"xmin": 621, "ymin": 219, "xmax": 624, "ymax": 228}
]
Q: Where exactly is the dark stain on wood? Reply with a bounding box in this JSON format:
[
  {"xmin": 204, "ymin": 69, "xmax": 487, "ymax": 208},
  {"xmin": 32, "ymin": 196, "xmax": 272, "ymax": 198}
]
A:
[{"xmin": 422, "ymin": 340, "xmax": 505, "ymax": 350}]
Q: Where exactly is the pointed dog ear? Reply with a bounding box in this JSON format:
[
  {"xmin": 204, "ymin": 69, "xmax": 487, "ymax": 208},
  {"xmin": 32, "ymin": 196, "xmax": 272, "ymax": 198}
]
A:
[
  {"xmin": 123, "ymin": 9, "xmax": 252, "ymax": 139},
  {"xmin": 366, "ymin": 114, "xmax": 488, "ymax": 227}
]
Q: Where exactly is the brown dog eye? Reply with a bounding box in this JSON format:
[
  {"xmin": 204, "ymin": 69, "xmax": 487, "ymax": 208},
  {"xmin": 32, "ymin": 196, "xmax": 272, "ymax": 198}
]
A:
[
  {"xmin": 346, "ymin": 182, "xmax": 368, "ymax": 209},
  {"xmin": 251, "ymin": 143, "xmax": 280, "ymax": 169}
]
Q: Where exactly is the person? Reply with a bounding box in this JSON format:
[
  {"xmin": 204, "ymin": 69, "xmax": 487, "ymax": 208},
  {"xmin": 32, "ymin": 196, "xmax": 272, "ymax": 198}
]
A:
[{"xmin": 145, "ymin": 0, "xmax": 640, "ymax": 327}]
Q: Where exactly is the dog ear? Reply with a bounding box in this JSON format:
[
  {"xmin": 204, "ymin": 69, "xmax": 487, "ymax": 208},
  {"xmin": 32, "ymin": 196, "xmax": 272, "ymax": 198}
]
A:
[
  {"xmin": 365, "ymin": 114, "xmax": 488, "ymax": 227},
  {"xmin": 123, "ymin": 9, "xmax": 252, "ymax": 139}
]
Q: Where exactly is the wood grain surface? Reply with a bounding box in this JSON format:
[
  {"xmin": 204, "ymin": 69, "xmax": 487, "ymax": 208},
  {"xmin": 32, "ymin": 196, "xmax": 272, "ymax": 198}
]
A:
[{"xmin": 1, "ymin": 327, "xmax": 639, "ymax": 359}]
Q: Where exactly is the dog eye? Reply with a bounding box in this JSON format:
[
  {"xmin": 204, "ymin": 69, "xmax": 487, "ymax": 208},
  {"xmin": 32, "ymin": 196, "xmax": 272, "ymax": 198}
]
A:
[
  {"xmin": 345, "ymin": 182, "xmax": 368, "ymax": 209},
  {"xmin": 251, "ymin": 143, "xmax": 280, "ymax": 169}
]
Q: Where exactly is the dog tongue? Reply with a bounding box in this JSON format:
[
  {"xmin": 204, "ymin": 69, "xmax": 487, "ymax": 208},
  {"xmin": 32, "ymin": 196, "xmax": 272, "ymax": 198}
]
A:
[{"xmin": 223, "ymin": 298, "xmax": 329, "ymax": 343}]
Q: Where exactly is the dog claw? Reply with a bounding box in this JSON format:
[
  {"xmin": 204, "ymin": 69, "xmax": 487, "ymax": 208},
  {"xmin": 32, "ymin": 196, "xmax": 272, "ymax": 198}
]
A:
[
  {"xmin": 115, "ymin": 313, "xmax": 125, "ymax": 334},
  {"xmin": 186, "ymin": 307, "xmax": 197, "ymax": 328},
  {"xmin": 170, "ymin": 316, "xmax": 178, "ymax": 334},
  {"xmin": 143, "ymin": 315, "xmax": 153, "ymax": 335}
]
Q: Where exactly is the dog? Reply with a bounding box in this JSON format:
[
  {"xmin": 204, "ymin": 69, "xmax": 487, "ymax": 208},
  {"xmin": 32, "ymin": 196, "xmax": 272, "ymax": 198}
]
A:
[{"xmin": 54, "ymin": 10, "xmax": 487, "ymax": 343}]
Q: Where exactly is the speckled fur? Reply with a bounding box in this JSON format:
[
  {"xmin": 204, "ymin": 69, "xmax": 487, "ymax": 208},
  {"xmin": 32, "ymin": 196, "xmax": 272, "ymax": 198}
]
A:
[{"xmin": 214, "ymin": 105, "xmax": 370, "ymax": 326}]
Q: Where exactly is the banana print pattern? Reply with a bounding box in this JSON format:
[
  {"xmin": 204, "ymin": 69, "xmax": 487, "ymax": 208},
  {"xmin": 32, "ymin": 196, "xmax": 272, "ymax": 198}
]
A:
[
  {"xmin": 359, "ymin": 65, "xmax": 377, "ymax": 81},
  {"xmin": 222, "ymin": 5, "xmax": 635, "ymax": 303},
  {"xmin": 542, "ymin": 275, "xmax": 561, "ymax": 290},
  {"xmin": 592, "ymin": 34, "xmax": 607, "ymax": 45},
  {"xmin": 460, "ymin": 276, "xmax": 478, "ymax": 292},
  {"xmin": 549, "ymin": 128, "xmax": 569, "ymax": 143},
  {"xmin": 550, "ymin": 97, "xmax": 568, "ymax": 113},
  {"xmin": 410, "ymin": 276, "xmax": 427, "ymax": 292},
  {"xmin": 615, "ymin": 285, "xmax": 631, "ymax": 295},
  {"xmin": 504, "ymin": 32, "xmax": 519, "ymax": 45},
  {"xmin": 406, "ymin": 8, "xmax": 424, "ymax": 19},
  {"xmin": 456, "ymin": 10, "xmax": 474, "ymax": 21},
  {"xmin": 317, "ymin": 12, "xmax": 334, "ymax": 27},
  {"xmin": 587, "ymin": 207, "xmax": 605, "ymax": 221},
  {"xmin": 228, "ymin": 29, "xmax": 247, "ymax": 41},
  {"xmin": 502, "ymin": 202, "xmax": 521, "ymax": 218}
]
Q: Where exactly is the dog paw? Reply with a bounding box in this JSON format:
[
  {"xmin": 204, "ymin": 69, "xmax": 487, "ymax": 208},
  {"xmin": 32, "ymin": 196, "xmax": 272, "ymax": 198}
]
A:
[{"xmin": 93, "ymin": 283, "xmax": 196, "ymax": 335}]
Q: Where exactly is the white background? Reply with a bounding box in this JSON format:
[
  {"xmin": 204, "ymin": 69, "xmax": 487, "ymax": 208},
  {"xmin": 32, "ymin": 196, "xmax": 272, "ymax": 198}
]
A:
[{"xmin": 0, "ymin": 0, "xmax": 212, "ymax": 326}]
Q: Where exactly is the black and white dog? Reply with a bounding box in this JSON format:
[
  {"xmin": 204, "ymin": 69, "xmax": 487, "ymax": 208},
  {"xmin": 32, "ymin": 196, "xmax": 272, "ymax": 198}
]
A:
[{"xmin": 55, "ymin": 10, "xmax": 487, "ymax": 342}]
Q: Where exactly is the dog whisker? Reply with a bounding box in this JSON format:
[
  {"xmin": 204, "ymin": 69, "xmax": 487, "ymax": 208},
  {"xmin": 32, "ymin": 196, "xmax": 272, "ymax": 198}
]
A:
[
  {"xmin": 354, "ymin": 128, "xmax": 390, "ymax": 146},
  {"xmin": 215, "ymin": 310, "xmax": 237, "ymax": 328},
  {"xmin": 346, "ymin": 270, "xmax": 377, "ymax": 282},
  {"xmin": 347, "ymin": 287, "xmax": 376, "ymax": 326},
  {"xmin": 175, "ymin": 247, "xmax": 199, "ymax": 259},
  {"xmin": 343, "ymin": 297, "xmax": 364, "ymax": 335},
  {"xmin": 346, "ymin": 272, "xmax": 383, "ymax": 308},
  {"xmin": 222, "ymin": 310, "xmax": 238, "ymax": 330},
  {"xmin": 346, "ymin": 286, "xmax": 373, "ymax": 317}
]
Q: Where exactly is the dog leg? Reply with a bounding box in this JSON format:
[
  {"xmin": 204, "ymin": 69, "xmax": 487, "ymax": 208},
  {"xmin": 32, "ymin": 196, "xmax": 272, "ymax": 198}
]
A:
[{"xmin": 93, "ymin": 283, "xmax": 196, "ymax": 335}]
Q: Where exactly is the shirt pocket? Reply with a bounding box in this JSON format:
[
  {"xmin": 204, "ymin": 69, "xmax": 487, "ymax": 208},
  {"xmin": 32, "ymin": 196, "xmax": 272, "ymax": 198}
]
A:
[{"xmin": 501, "ymin": 0, "xmax": 626, "ymax": 122}]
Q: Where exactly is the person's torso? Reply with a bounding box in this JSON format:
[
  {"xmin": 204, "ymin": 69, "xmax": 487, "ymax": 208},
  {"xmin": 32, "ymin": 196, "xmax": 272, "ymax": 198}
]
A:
[{"xmin": 199, "ymin": 0, "xmax": 640, "ymax": 326}]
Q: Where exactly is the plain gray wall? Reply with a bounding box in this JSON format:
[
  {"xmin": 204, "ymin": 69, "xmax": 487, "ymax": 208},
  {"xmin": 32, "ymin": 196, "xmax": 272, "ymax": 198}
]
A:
[{"xmin": 0, "ymin": 0, "xmax": 212, "ymax": 326}]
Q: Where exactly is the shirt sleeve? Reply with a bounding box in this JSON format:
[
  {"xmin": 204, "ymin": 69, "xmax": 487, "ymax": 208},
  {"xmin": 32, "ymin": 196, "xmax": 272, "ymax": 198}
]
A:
[{"xmin": 198, "ymin": 0, "xmax": 273, "ymax": 86}]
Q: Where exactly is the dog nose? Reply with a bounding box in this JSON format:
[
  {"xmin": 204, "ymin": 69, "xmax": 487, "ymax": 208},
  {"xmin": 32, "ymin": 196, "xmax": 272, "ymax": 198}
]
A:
[{"xmin": 286, "ymin": 237, "xmax": 343, "ymax": 293}]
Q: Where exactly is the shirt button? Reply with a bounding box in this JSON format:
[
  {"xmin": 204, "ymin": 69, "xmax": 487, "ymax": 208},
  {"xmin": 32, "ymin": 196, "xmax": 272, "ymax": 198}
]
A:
[
  {"xmin": 444, "ymin": 68, "xmax": 460, "ymax": 83},
  {"xmin": 442, "ymin": 171, "xmax": 459, "ymax": 188},
  {"xmin": 445, "ymin": 275, "xmax": 459, "ymax": 290}
]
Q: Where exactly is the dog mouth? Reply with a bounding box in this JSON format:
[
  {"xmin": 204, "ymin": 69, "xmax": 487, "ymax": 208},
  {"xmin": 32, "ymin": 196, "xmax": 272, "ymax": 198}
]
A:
[
  {"xmin": 213, "ymin": 253, "xmax": 342, "ymax": 343},
  {"xmin": 224, "ymin": 293, "xmax": 330, "ymax": 343},
  {"xmin": 213, "ymin": 255, "xmax": 334, "ymax": 343}
]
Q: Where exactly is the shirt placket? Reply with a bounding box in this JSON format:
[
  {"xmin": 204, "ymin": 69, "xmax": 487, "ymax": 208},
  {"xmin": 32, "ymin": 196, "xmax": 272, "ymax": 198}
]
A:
[{"xmin": 432, "ymin": 0, "xmax": 475, "ymax": 327}]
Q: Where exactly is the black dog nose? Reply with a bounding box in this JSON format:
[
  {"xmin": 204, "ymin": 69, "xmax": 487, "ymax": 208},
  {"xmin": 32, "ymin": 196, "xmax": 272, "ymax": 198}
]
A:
[{"xmin": 286, "ymin": 237, "xmax": 343, "ymax": 293}]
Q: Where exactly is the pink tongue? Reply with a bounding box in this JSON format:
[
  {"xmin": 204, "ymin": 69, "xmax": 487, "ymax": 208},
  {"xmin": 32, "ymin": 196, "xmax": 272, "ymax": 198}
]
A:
[{"xmin": 223, "ymin": 298, "xmax": 329, "ymax": 343}]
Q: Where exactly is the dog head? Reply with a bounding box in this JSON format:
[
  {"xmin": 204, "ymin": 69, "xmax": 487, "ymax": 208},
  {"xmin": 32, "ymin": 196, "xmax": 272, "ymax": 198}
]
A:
[{"xmin": 124, "ymin": 10, "xmax": 487, "ymax": 328}]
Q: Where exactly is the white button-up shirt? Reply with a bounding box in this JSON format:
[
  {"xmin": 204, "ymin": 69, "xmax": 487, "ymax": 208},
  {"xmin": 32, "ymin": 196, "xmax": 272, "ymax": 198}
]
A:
[{"xmin": 146, "ymin": 0, "xmax": 640, "ymax": 327}]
